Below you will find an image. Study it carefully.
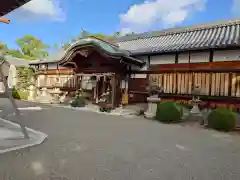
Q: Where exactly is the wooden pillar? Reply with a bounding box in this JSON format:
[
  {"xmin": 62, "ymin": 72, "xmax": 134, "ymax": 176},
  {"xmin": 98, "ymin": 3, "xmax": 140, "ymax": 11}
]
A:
[
  {"xmin": 111, "ymin": 73, "xmax": 116, "ymax": 107},
  {"xmin": 124, "ymin": 76, "xmax": 129, "ymax": 105},
  {"xmin": 96, "ymin": 75, "xmax": 100, "ymax": 103},
  {"xmin": 80, "ymin": 75, "xmax": 83, "ymax": 90},
  {"xmin": 102, "ymin": 75, "xmax": 106, "ymax": 94}
]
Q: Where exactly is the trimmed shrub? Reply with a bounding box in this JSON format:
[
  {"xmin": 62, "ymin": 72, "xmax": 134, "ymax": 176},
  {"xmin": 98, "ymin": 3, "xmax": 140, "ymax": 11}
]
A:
[
  {"xmin": 12, "ymin": 88, "xmax": 21, "ymax": 100},
  {"xmin": 156, "ymin": 101, "xmax": 183, "ymax": 123},
  {"xmin": 18, "ymin": 91, "xmax": 29, "ymax": 100},
  {"xmin": 207, "ymin": 108, "xmax": 236, "ymax": 132},
  {"xmin": 70, "ymin": 96, "xmax": 86, "ymax": 107}
]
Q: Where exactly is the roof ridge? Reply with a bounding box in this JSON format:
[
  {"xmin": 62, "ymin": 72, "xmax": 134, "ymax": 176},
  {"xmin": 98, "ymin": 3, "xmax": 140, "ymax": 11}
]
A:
[{"xmin": 116, "ymin": 19, "xmax": 240, "ymax": 42}]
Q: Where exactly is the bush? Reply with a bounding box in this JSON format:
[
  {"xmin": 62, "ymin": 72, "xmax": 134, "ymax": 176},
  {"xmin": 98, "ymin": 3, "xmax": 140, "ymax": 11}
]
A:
[
  {"xmin": 11, "ymin": 88, "xmax": 29, "ymax": 100},
  {"xmin": 156, "ymin": 101, "xmax": 183, "ymax": 123},
  {"xmin": 12, "ymin": 88, "xmax": 21, "ymax": 100},
  {"xmin": 207, "ymin": 108, "xmax": 236, "ymax": 132},
  {"xmin": 70, "ymin": 96, "xmax": 86, "ymax": 107},
  {"xmin": 18, "ymin": 91, "xmax": 29, "ymax": 100}
]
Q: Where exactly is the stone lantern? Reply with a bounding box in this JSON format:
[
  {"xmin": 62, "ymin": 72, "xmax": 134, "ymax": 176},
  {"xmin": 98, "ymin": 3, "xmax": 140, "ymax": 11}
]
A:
[
  {"xmin": 28, "ymin": 76, "xmax": 37, "ymax": 101},
  {"xmin": 188, "ymin": 84, "xmax": 204, "ymax": 125},
  {"xmin": 190, "ymin": 84, "xmax": 202, "ymax": 114},
  {"xmin": 144, "ymin": 84, "xmax": 164, "ymax": 119}
]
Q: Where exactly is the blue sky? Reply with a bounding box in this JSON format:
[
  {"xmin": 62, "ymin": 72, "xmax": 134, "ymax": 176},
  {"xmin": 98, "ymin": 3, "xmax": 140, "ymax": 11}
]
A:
[{"xmin": 0, "ymin": 0, "xmax": 239, "ymax": 50}]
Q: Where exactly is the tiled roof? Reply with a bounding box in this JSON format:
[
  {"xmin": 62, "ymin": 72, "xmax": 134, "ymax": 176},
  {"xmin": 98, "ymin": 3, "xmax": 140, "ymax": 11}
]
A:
[
  {"xmin": 29, "ymin": 49, "xmax": 66, "ymax": 64},
  {"xmin": 115, "ymin": 19, "xmax": 240, "ymax": 55},
  {"xmin": 4, "ymin": 55, "xmax": 29, "ymax": 67}
]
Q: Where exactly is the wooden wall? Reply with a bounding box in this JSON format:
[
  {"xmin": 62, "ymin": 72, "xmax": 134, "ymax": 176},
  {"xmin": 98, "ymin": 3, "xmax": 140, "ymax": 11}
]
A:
[{"xmin": 128, "ymin": 49, "xmax": 240, "ymax": 107}]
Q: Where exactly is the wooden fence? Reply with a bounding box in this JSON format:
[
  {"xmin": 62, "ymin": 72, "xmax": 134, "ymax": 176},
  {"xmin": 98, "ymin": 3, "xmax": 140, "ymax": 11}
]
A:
[{"xmin": 128, "ymin": 68, "xmax": 240, "ymax": 105}]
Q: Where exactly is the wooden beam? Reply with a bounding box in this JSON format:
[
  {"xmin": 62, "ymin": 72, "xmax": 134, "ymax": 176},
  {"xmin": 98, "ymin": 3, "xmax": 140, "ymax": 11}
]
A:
[{"xmin": 0, "ymin": 17, "xmax": 10, "ymax": 24}]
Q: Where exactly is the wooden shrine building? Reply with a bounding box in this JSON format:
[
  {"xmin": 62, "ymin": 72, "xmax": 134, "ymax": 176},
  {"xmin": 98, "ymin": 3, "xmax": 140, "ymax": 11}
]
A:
[
  {"xmin": 30, "ymin": 38, "xmax": 144, "ymax": 107},
  {"xmin": 30, "ymin": 19, "xmax": 240, "ymax": 108}
]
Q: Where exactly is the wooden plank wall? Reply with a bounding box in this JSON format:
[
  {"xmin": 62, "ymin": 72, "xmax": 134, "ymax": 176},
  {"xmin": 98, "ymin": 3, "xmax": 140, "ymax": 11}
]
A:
[{"xmin": 149, "ymin": 72, "xmax": 240, "ymax": 97}]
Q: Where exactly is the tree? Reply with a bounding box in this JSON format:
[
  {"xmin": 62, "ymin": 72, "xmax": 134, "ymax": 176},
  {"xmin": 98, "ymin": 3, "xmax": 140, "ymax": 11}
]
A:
[
  {"xmin": 0, "ymin": 41, "xmax": 8, "ymax": 51},
  {"xmin": 16, "ymin": 35, "xmax": 49, "ymax": 59},
  {"xmin": 6, "ymin": 49, "xmax": 25, "ymax": 58},
  {"xmin": 0, "ymin": 41, "xmax": 26, "ymax": 58},
  {"xmin": 114, "ymin": 32, "xmax": 121, "ymax": 37}
]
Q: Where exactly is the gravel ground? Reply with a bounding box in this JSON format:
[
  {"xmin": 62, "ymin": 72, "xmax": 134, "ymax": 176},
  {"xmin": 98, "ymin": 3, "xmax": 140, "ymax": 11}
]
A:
[{"xmin": 0, "ymin": 101, "xmax": 240, "ymax": 180}]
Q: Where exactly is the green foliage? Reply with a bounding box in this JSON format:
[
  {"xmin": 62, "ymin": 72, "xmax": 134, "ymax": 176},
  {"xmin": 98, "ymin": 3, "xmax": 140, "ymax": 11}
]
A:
[
  {"xmin": 207, "ymin": 108, "xmax": 236, "ymax": 132},
  {"xmin": 5, "ymin": 49, "xmax": 24, "ymax": 58},
  {"xmin": 114, "ymin": 32, "xmax": 121, "ymax": 37},
  {"xmin": 155, "ymin": 101, "xmax": 183, "ymax": 123},
  {"xmin": 70, "ymin": 96, "xmax": 86, "ymax": 107},
  {"xmin": 15, "ymin": 35, "xmax": 49, "ymax": 59},
  {"xmin": 18, "ymin": 91, "xmax": 29, "ymax": 100},
  {"xmin": 12, "ymin": 88, "xmax": 20, "ymax": 100},
  {"xmin": 0, "ymin": 41, "xmax": 8, "ymax": 51},
  {"xmin": 11, "ymin": 88, "xmax": 28, "ymax": 100},
  {"xmin": 1, "ymin": 35, "xmax": 50, "ymax": 60},
  {"xmin": 16, "ymin": 67, "xmax": 34, "ymax": 90},
  {"xmin": 59, "ymin": 30, "xmax": 126, "ymax": 50}
]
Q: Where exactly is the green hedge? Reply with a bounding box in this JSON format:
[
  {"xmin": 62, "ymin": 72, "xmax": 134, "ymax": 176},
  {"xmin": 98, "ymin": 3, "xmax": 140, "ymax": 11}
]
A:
[
  {"xmin": 12, "ymin": 88, "xmax": 21, "ymax": 99},
  {"xmin": 70, "ymin": 96, "xmax": 86, "ymax": 107},
  {"xmin": 207, "ymin": 108, "xmax": 236, "ymax": 132},
  {"xmin": 12, "ymin": 88, "xmax": 29, "ymax": 100},
  {"xmin": 18, "ymin": 91, "xmax": 29, "ymax": 100},
  {"xmin": 155, "ymin": 101, "xmax": 183, "ymax": 123}
]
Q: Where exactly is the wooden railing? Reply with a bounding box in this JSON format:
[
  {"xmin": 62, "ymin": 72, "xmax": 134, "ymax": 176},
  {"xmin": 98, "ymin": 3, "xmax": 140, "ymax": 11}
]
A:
[{"xmin": 38, "ymin": 75, "xmax": 79, "ymax": 89}]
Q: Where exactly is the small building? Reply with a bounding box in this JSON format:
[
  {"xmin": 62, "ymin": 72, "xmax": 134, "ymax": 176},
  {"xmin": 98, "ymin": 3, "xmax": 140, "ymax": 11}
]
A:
[
  {"xmin": 30, "ymin": 38, "xmax": 144, "ymax": 107},
  {"xmin": 30, "ymin": 19, "xmax": 240, "ymax": 108},
  {"xmin": 1, "ymin": 55, "xmax": 29, "ymax": 88}
]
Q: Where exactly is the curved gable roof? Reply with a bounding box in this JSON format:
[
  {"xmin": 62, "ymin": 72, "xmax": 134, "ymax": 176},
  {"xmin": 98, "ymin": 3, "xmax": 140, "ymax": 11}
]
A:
[{"xmin": 30, "ymin": 37, "xmax": 144, "ymax": 67}]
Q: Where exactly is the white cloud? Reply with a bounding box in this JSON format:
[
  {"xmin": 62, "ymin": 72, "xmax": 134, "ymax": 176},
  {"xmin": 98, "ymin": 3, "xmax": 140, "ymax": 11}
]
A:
[
  {"xmin": 9, "ymin": 0, "xmax": 66, "ymax": 21},
  {"xmin": 232, "ymin": 0, "xmax": 240, "ymax": 16},
  {"xmin": 119, "ymin": 0, "xmax": 207, "ymax": 33}
]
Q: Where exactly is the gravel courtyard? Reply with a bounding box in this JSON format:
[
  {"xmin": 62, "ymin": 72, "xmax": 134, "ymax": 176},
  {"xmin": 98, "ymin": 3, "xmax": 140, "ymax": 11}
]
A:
[{"xmin": 0, "ymin": 101, "xmax": 240, "ymax": 180}]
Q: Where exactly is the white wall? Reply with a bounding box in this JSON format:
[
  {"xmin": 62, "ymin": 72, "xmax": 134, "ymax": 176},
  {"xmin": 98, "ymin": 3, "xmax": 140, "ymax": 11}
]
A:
[
  {"xmin": 178, "ymin": 53, "xmax": 189, "ymax": 63},
  {"xmin": 190, "ymin": 52, "xmax": 209, "ymax": 63},
  {"xmin": 179, "ymin": 52, "xmax": 209, "ymax": 63},
  {"xmin": 150, "ymin": 54, "xmax": 175, "ymax": 65},
  {"xmin": 47, "ymin": 64, "xmax": 57, "ymax": 69},
  {"xmin": 7, "ymin": 65, "xmax": 17, "ymax": 88},
  {"xmin": 48, "ymin": 63, "xmax": 67, "ymax": 69},
  {"xmin": 0, "ymin": 62, "xmax": 9, "ymax": 77},
  {"xmin": 213, "ymin": 50, "xmax": 240, "ymax": 62}
]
